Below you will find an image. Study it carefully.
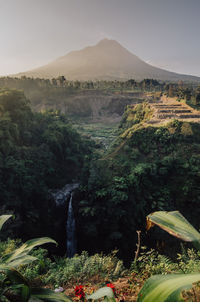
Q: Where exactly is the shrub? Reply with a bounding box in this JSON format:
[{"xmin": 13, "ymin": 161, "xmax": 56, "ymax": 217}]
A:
[{"xmin": 44, "ymin": 251, "xmax": 125, "ymax": 286}]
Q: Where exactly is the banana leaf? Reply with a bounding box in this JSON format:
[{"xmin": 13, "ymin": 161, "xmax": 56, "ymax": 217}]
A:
[
  {"xmin": 147, "ymin": 211, "xmax": 200, "ymax": 249},
  {"xmin": 3, "ymin": 237, "xmax": 57, "ymax": 264},
  {"xmin": 0, "ymin": 215, "xmax": 12, "ymax": 231},
  {"xmin": 137, "ymin": 273, "xmax": 200, "ymax": 302},
  {"xmin": 4, "ymin": 255, "xmax": 38, "ymax": 268}
]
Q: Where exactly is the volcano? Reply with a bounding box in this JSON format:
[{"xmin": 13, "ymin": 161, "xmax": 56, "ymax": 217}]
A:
[{"xmin": 15, "ymin": 39, "xmax": 200, "ymax": 82}]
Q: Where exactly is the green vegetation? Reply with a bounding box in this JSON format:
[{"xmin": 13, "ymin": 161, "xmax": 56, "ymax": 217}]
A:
[
  {"xmin": 0, "ymin": 77, "xmax": 161, "ymax": 114},
  {"xmin": 3, "ymin": 213, "xmax": 200, "ymax": 301},
  {"xmin": 32, "ymin": 251, "xmax": 124, "ymax": 286},
  {"xmin": 119, "ymin": 102, "xmax": 153, "ymax": 131},
  {"xmin": 1, "ymin": 79, "xmax": 200, "ymax": 301},
  {"xmin": 0, "ymin": 88, "xmax": 93, "ymax": 243},
  {"xmin": 73, "ymin": 122, "xmax": 119, "ymax": 150},
  {"xmin": 138, "ymin": 211, "xmax": 200, "ymax": 302},
  {"xmin": 77, "ymin": 103, "xmax": 200, "ymax": 260},
  {"xmin": 1, "ymin": 237, "xmax": 125, "ymax": 299},
  {"xmin": 0, "ymin": 215, "xmax": 72, "ymax": 302},
  {"xmin": 165, "ymin": 82, "xmax": 200, "ymax": 109}
]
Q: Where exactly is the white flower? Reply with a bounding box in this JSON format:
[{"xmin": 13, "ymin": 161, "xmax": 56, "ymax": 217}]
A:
[{"xmin": 54, "ymin": 286, "xmax": 64, "ymax": 292}]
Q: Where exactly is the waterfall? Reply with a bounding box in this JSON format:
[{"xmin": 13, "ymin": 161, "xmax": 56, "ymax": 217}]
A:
[
  {"xmin": 51, "ymin": 183, "xmax": 79, "ymax": 257},
  {"xmin": 52, "ymin": 183, "xmax": 79, "ymax": 206},
  {"xmin": 66, "ymin": 193, "xmax": 76, "ymax": 258}
]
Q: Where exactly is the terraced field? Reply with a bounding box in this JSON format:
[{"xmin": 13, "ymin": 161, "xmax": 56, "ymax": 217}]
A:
[{"xmin": 148, "ymin": 96, "xmax": 200, "ymax": 125}]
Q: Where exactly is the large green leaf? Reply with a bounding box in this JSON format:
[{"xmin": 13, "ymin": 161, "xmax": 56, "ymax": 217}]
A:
[
  {"xmin": 8, "ymin": 284, "xmax": 31, "ymax": 302},
  {"xmin": 31, "ymin": 288, "xmax": 72, "ymax": 302},
  {"xmin": 86, "ymin": 287, "xmax": 116, "ymax": 301},
  {"xmin": 21, "ymin": 284, "xmax": 31, "ymax": 302},
  {"xmin": 137, "ymin": 273, "xmax": 200, "ymax": 302},
  {"xmin": 0, "ymin": 264, "xmax": 11, "ymax": 270},
  {"xmin": 4, "ymin": 268, "xmax": 29, "ymax": 286},
  {"xmin": 147, "ymin": 211, "xmax": 200, "ymax": 249},
  {"xmin": 6, "ymin": 255, "xmax": 38, "ymax": 267},
  {"xmin": 0, "ymin": 214, "xmax": 12, "ymax": 231},
  {"xmin": 4, "ymin": 237, "xmax": 57, "ymax": 264}
]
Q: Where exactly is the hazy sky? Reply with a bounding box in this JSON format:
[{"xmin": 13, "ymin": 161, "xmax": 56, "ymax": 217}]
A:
[{"xmin": 0, "ymin": 0, "xmax": 200, "ymax": 76}]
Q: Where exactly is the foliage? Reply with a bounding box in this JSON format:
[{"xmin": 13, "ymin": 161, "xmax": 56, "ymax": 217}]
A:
[
  {"xmin": 0, "ymin": 215, "xmax": 12, "ymax": 231},
  {"xmin": 77, "ymin": 101, "xmax": 200, "ymax": 259},
  {"xmin": 44, "ymin": 251, "xmax": 124, "ymax": 286},
  {"xmin": 131, "ymin": 247, "xmax": 177, "ymax": 276},
  {"xmin": 119, "ymin": 102, "xmax": 153, "ymax": 131},
  {"xmin": 0, "ymin": 88, "xmax": 93, "ymax": 242},
  {"xmin": 0, "ymin": 214, "xmax": 72, "ymax": 302},
  {"xmin": 19, "ymin": 248, "xmax": 52, "ymax": 281},
  {"xmin": 0, "ymin": 240, "xmax": 125, "ymax": 289},
  {"xmin": 137, "ymin": 211, "xmax": 200, "ymax": 302},
  {"xmin": 132, "ymin": 244, "xmax": 200, "ymax": 276},
  {"xmin": 137, "ymin": 273, "xmax": 200, "ymax": 302},
  {"xmin": 0, "ymin": 77, "xmax": 163, "ymax": 113},
  {"xmin": 147, "ymin": 211, "xmax": 200, "ymax": 249}
]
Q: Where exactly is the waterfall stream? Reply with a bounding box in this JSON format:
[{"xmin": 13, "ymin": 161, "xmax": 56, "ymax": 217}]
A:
[
  {"xmin": 51, "ymin": 183, "xmax": 79, "ymax": 257},
  {"xmin": 66, "ymin": 193, "xmax": 76, "ymax": 257}
]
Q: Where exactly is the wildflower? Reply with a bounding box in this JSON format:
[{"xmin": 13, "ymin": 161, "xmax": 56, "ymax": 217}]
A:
[
  {"xmin": 75, "ymin": 285, "xmax": 85, "ymax": 299},
  {"xmin": 106, "ymin": 283, "xmax": 115, "ymax": 293},
  {"xmin": 54, "ymin": 286, "xmax": 64, "ymax": 292}
]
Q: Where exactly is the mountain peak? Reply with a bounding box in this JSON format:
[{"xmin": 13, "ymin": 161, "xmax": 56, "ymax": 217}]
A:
[
  {"xmin": 98, "ymin": 38, "xmax": 111, "ymax": 43},
  {"xmin": 15, "ymin": 39, "xmax": 200, "ymax": 82},
  {"xmin": 96, "ymin": 38, "xmax": 123, "ymax": 48}
]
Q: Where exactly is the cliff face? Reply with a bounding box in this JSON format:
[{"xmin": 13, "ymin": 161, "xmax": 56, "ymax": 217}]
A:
[
  {"xmin": 60, "ymin": 93, "xmax": 145, "ymax": 121},
  {"xmin": 31, "ymin": 90, "xmax": 146, "ymax": 122}
]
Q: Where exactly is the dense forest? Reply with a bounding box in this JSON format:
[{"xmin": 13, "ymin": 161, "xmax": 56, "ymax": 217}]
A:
[{"xmin": 0, "ymin": 88, "xmax": 94, "ymax": 245}]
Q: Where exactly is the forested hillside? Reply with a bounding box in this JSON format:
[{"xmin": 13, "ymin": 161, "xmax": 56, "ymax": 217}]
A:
[
  {"xmin": 0, "ymin": 88, "xmax": 93, "ymax": 243},
  {"xmin": 77, "ymin": 103, "xmax": 200, "ymax": 261}
]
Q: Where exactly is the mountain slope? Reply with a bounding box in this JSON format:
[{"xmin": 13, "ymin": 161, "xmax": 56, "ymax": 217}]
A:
[{"xmin": 15, "ymin": 39, "xmax": 200, "ymax": 82}]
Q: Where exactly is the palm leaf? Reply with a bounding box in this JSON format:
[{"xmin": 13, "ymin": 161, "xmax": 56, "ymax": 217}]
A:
[
  {"xmin": 4, "ymin": 237, "xmax": 57, "ymax": 264},
  {"xmin": 0, "ymin": 215, "xmax": 12, "ymax": 231},
  {"xmin": 147, "ymin": 211, "xmax": 200, "ymax": 249},
  {"xmin": 5, "ymin": 255, "xmax": 38, "ymax": 267},
  {"xmin": 137, "ymin": 273, "xmax": 200, "ymax": 302}
]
